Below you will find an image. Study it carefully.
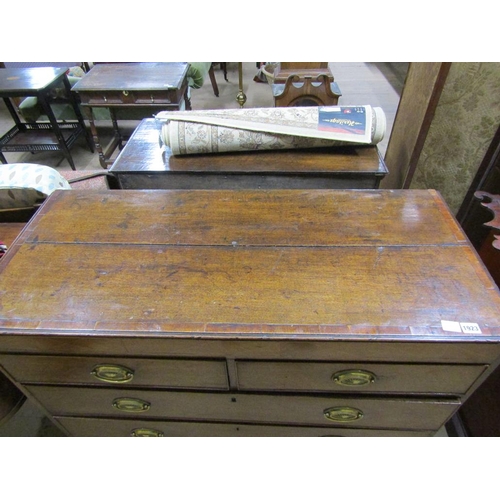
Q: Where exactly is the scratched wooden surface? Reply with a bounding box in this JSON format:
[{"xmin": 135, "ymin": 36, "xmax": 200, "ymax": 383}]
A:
[
  {"xmin": 2, "ymin": 188, "xmax": 500, "ymax": 437},
  {"xmin": 0, "ymin": 223, "xmax": 26, "ymax": 248},
  {"xmin": 110, "ymin": 118, "xmax": 388, "ymax": 174},
  {"xmin": 72, "ymin": 63, "xmax": 188, "ymax": 92},
  {"xmin": 0, "ymin": 189, "xmax": 499, "ymax": 339}
]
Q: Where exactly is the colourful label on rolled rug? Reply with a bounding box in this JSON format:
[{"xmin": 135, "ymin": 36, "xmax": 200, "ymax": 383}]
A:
[{"xmin": 318, "ymin": 106, "xmax": 368, "ymax": 136}]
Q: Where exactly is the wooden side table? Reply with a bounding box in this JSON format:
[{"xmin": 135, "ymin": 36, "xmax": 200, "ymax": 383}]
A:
[
  {"xmin": 109, "ymin": 118, "xmax": 388, "ymax": 189},
  {"xmin": 1, "ymin": 189, "xmax": 500, "ymax": 437},
  {"xmin": 0, "ymin": 67, "xmax": 93, "ymax": 170},
  {"xmin": 72, "ymin": 63, "xmax": 190, "ymax": 169}
]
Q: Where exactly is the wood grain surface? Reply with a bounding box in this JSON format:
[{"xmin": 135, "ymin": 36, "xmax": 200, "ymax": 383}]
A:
[
  {"xmin": 2, "ymin": 188, "xmax": 500, "ymax": 436},
  {"xmin": 110, "ymin": 118, "xmax": 387, "ymax": 175},
  {"xmin": 1, "ymin": 189, "xmax": 499, "ymax": 340},
  {"xmin": 71, "ymin": 63, "xmax": 188, "ymax": 92}
]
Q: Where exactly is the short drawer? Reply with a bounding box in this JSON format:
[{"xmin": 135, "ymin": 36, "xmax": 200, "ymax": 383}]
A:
[
  {"xmin": 28, "ymin": 386, "xmax": 460, "ymax": 430},
  {"xmin": 0, "ymin": 355, "xmax": 228, "ymax": 390},
  {"xmin": 79, "ymin": 90, "xmax": 180, "ymax": 106},
  {"xmin": 236, "ymin": 361, "xmax": 486, "ymax": 395},
  {"xmin": 79, "ymin": 91, "xmax": 130, "ymax": 105},
  {"xmin": 56, "ymin": 416, "xmax": 435, "ymax": 437}
]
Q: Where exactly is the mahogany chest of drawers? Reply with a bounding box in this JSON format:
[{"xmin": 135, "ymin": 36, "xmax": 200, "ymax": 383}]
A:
[{"xmin": 1, "ymin": 189, "xmax": 500, "ymax": 437}]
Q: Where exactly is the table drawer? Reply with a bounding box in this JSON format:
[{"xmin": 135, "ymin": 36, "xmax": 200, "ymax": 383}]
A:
[
  {"xmin": 56, "ymin": 416, "xmax": 435, "ymax": 437},
  {"xmin": 0, "ymin": 355, "xmax": 228, "ymax": 390},
  {"xmin": 236, "ymin": 361, "xmax": 486, "ymax": 395},
  {"xmin": 28, "ymin": 386, "xmax": 460, "ymax": 430},
  {"xmin": 79, "ymin": 90, "xmax": 182, "ymax": 106}
]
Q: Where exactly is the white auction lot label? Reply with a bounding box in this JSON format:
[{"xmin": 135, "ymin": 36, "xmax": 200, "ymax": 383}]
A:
[{"xmin": 441, "ymin": 320, "xmax": 482, "ymax": 334}]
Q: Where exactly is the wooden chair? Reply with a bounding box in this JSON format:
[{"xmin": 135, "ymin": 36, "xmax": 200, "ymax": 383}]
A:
[
  {"xmin": 212, "ymin": 63, "xmax": 228, "ymax": 83},
  {"xmin": 273, "ymin": 63, "xmax": 330, "ymax": 84},
  {"xmin": 272, "ymin": 73, "xmax": 342, "ymax": 107}
]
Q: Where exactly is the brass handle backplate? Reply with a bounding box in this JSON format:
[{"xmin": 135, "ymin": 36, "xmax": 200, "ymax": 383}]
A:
[
  {"xmin": 332, "ymin": 369, "xmax": 376, "ymax": 386},
  {"xmin": 131, "ymin": 428, "xmax": 164, "ymax": 437},
  {"xmin": 324, "ymin": 406, "xmax": 363, "ymax": 422},
  {"xmin": 91, "ymin": 364, "xmax": 134, "ymax": 384},
  {"xmin": 112, "ymin": 397, "xmax": 151, "ymax": 413}
]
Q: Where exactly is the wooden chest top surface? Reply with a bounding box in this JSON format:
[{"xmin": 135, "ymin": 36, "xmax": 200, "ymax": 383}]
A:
[
  {"xmin": 0, "ymin": 189, "xmax": 499, "ymax": 342},
  {"xmin": 110, "ymin": 118, "xmax": 387, "ymax": 175}
]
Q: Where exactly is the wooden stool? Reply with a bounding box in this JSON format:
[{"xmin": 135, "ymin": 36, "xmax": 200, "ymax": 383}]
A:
[{"xmin": 272, "ymin": 74, "xmax": 342, "ymax": 107}]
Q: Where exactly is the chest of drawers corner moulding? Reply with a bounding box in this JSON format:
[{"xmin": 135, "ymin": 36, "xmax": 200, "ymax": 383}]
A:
[{"xmin": 1, "ymin": 188, "xmax": 500, "ymax": 437}]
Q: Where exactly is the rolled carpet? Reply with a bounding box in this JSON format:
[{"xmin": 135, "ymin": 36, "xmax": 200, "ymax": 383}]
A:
[{"xmin": 157, "ymin": 105, "xmax": 386, "ymax": 156}]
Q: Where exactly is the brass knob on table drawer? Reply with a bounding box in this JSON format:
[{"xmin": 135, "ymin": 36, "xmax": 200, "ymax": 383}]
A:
[
  {"xmin": 131, "ymin": 428, "xmax": 164, "ymax": 437},
  {"xmin": 112, "ymin": 397, "xmax": 151, "ymax": 413},
  {"xmin": 91, "ymin": 364, "xmax": 134, "ymax": 383},
  {"xmin": 332, "ymin": 369, "xmax": 376, "ymax": 386},
  {"xmin": 122, "ymin": 90, "xmax": 129, "ymax": 97},
  {"xmin": 324, "ymin": 406, "xmax": 363, "ymax": 422}
]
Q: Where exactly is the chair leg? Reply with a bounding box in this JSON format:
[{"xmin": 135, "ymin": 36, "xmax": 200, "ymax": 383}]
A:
[
  {"xmin": 208, "ymin": 65, "xmax": 219, "ymax": 97},
  {"xmin": 221, "ymin": 63, "xmax": 228, "ymax": 81}
]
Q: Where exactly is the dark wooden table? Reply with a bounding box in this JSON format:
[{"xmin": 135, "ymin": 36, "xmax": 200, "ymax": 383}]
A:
[
  {"xmin": 109, "ymin": 118, "xmax": 388, "ymax": 189},
  {"xmin": 0, "ymin": 67, "xmax": 93, "ymax": 169},
  {"xmin": 72, "ymin": 63, "xmax": 190, "ymax": 169},
  {"xmin": 1, "ymin": 189, "xmax": 499, "ymax": 437}
]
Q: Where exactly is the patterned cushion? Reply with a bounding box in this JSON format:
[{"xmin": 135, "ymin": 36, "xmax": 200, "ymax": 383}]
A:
[{"xmin": 0, "ymin": 164, "xmax": 70, "ymax": 209}]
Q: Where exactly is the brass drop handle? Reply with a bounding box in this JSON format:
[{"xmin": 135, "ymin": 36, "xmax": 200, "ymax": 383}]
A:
[
  {"xmin": 122, "ymin": 90, "xmax": 129, "ymax": 97},
  {"xmin": 112, "ymin": 397, "xmax": 151, "ymax": 413},
  {"xmin": 324, "ymin": 406, "xmax": 363, "ymax": 422},
  {"xmin": 131, "ymin": 428, "xmax": 164, "ymax": 437},
  {"xmin": 91, "ymin": 364, "xmax": 134, "ymax": 383},
  {"xmin": 332, "ymin": 369, "xmax": 376, "ymax": 386}
]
